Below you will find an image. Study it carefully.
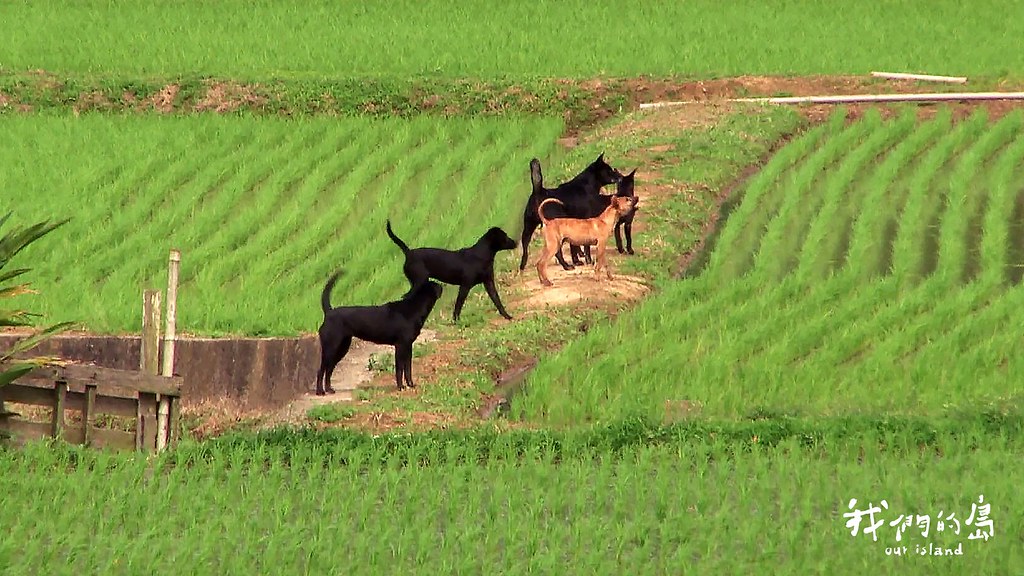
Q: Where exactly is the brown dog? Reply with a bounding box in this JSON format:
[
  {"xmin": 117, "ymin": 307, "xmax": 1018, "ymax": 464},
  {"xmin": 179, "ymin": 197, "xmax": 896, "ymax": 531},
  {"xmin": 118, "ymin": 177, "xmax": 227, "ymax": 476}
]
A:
[{"xmin": 535, "ymin": 196, "xmax": 636, "ymax": 286}]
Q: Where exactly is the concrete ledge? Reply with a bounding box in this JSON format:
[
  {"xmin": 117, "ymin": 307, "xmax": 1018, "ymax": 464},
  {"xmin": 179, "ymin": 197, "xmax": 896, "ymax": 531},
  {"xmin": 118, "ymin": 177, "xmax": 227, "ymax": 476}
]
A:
[{"xmin": 0, "ymin": 333, "xmax": 320, "ymax": 410}]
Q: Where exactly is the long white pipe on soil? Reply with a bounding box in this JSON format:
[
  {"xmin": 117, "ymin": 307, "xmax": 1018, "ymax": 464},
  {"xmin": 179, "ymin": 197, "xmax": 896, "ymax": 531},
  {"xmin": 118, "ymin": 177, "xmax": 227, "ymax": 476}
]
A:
[
  {"xmin": 639, "ymin": 92, "xmax": 1024, "ymax": 109},
  {"xmin": 870, "ymin": 71, "xmax": 968, "ymax": 84}
]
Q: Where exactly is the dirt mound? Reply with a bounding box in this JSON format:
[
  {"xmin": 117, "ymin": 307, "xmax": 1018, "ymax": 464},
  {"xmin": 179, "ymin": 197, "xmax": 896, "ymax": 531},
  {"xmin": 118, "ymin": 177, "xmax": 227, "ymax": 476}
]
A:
[{"xmin": 515, "ymin": 263, "xmax": 651, "ymax": 310}]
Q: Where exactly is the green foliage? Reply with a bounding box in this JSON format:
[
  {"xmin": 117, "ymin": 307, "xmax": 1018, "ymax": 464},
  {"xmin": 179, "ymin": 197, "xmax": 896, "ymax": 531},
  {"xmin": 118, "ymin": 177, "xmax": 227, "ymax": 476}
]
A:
[
  {"xmin": 0, "ymin": 114, "xmax": 564, "ymax": 336},
  {"xmin": 0, "ymin": 74, "xmax": 609, "ymax": 129},
  {"xmin": 0, "ymin": 211, "xmax": 73, "ymax": 373},
  {"xmin": 305, "ymin": 403, "xmax": 356, "ymax": 423},
  {"xmin": 0, "ymin": 211, "xmax": 73, "ymax": 437},
  {"xmin": 1, "ymin": 424, "xmax": 1019, "ymax": 573},
  {"xmin": 518, "ymin": 108, "xmax": 1024, "ymax": 424},
  {"xmin": 2, "ymin": 0, "xmax": 1023, "ymax": 78}
]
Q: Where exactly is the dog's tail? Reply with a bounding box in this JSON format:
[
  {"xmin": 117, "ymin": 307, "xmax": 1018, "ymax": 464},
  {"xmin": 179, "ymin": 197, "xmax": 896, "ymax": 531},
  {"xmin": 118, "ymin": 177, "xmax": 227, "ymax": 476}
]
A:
[
  {"xmin": 530, "ymin": 158, "xmax": 544, "ymax": 195},
  {"xmin": 537, "ymin": 198, "xmax": 564, "ymax": 224},
  {"xmin": 385, "ymin": 219, "xmax": 411, "ymax": 254},
  {"xmin": 321, "ymin": 271, "xmax": 342, "ymax": 315}
]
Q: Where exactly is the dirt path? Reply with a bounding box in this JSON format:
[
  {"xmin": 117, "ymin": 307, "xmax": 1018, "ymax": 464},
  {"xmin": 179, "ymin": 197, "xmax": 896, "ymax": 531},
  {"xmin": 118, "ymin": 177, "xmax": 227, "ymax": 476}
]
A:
[{"xmin": 260, "ymin": 329, "xmax": 438, "ymax": 425}]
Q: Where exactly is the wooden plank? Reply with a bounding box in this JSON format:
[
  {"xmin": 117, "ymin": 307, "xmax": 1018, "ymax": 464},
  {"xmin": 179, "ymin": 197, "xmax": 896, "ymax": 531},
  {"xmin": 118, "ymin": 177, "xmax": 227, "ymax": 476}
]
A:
[
  {"xmin": 141, "ymin": 289, "xmax": 162, "ymax": 375},
  {"xmin": 63, "ymin": 424, "xmax": 86, "ymax": 445},
  {"xmin": 2, "ymin": 383, "xmax": 59, "ymax": 408},
  {"xmin": 20, "ymin": 364, "xmax": 182, "ymax": 396},
  {"xmin": 7, "ymin": 375, "xmax": 139, "ymax": 399},
  {"xmin": 137, "ymin": 392, "xmax": 159, "ymax": 452},
  {"xmin": 90, "ymin": 427, "xmax": 137, "ymax": 451},
  {"xmin": 3, "ymin": 419, "xmax": 52, "ymax": 442},
  {"xmin": 51, "ymin": 381, "xmax": 67, "ymax": 440},
  {"xmin": 84, "ymin": 384, "xmax": 97, "ymax": 446},
  {"xmin": 94, "ymin": 395, "xmax": 139, "ymax": 418},
  {"xmin": 135, "ymin": 392, "xmax": 144, "ymax": 451},
  {"xmin": 2, "ymin": 383, "xmax": 136, "ymax": 416}
]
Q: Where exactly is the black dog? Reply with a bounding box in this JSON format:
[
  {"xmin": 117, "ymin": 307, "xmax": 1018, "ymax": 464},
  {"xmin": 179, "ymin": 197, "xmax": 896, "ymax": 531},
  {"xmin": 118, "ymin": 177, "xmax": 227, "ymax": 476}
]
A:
[
  {"xmin": 316, "ymin": 271, "xmax": 442, "ymax": 394},
  {"xmin": 576, "ymin": 168, "xmax": 640, "ymax": 255},
  {"xmin": 614, "ymin": 169, "xmax": 639, "ymax": 254},
  {"xmin": 518, "ymin": 154, "xmax": 622, "ymax": 272},
  {"xmin": 386, "ymin": 220, "xmax": 516, "ymax": 323}
]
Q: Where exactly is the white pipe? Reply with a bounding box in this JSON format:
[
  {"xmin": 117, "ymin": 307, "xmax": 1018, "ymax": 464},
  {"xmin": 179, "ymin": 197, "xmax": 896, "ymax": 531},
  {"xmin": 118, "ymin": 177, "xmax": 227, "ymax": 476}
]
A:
[
  {"xmin": 871, "ymin": 71, "xmax": 967, "ymax": 84},
  {"xmin": 640, "ymin": 92, "xmax": 1024, "ymax": 109}
]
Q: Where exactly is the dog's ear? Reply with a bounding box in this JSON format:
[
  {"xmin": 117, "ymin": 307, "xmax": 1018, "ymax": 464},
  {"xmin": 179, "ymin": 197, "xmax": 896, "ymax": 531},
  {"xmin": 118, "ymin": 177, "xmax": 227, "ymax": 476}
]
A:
[
  {"xmin": 597, "ymin": 152, "xmax": 605, "ymax": 163},
  {"xmin": 627, "ymin": 168, "xmax": 637, "ymax": 178}
]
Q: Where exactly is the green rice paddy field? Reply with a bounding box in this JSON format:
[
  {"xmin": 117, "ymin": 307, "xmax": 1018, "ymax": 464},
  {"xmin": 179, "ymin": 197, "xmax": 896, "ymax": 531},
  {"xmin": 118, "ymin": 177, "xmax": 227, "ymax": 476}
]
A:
[
  {"xmin": 3, "ymin": 1, "xmax": 1023, "ymax": 574},
  {"xmin": 1, "ymin": 429, "xmax": 1018, "ymax": 574},
  {"xmin": 1, "ymin": 0, "xmax": 1023, "ymax": 78},
  {"xmin": 516, "ymin": 108, "xmax": 1024, "ymax": 425},
  {"xmin": 1, "ymin": 114, "xmax": 564, "ymax": 335}
]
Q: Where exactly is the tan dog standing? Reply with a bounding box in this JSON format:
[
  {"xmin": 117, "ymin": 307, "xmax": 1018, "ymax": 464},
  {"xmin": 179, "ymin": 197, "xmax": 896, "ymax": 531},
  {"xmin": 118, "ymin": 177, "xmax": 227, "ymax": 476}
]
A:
[{"xmin": 535, "ymin": 196, "xmax": 637, "ymax": 286}]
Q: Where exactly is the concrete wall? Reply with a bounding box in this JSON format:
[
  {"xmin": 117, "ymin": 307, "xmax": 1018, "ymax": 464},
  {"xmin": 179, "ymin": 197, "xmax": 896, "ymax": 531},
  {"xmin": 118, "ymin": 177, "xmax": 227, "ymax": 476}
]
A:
[{"xmin": 0, "ymin": 333, "xmax": 319, "ymax": 409}]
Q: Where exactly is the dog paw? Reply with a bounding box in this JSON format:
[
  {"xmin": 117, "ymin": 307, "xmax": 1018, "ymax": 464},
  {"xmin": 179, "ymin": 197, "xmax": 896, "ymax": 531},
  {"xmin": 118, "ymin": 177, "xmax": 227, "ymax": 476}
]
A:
[
  {"xmin": 315, "ymin": 390, "xmax": 326, "ymax": 396},
  {"xmin": 325, "ymin": 388, "xmax": 336, "ymax": 395},
  {"xmin": 627, "ymin": 248, "xmax": 635, "ymax": 255}
]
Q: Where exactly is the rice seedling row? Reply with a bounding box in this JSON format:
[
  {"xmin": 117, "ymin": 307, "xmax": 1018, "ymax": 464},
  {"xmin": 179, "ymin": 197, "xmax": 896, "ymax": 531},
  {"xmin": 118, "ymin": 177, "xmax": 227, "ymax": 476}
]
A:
[
  {"xmin": 4, "ymin": 0, "xmax": 1024, "ymax": 78},
  {"xmin": 517, "ymin": 109, "xmax": 1024, "ymax": 424},
  {"xmin": 1, "ymin": 430, "xmax": 1016, "ymax": 574},
  {"xmin": 3, "ymin": 114, "xmax": 564, "ymax": 335}
]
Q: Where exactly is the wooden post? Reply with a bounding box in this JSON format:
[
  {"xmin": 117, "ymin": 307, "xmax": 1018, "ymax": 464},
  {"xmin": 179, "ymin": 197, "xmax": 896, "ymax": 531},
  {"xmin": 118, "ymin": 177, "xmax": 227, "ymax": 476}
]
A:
[
  {"xmin": 137, "ymin": 392, "xmax": 158, "ymax": 452},
  {"xmin": 162, "ymin": 249, "xmax": 180, "ymax": 379},
  {"xmin": 156, "ymin": 397, "xmax": 170, "ymax": 452},
  {"xmin": 51, "ymin": 380, "xmax": 67, "ymax": 440},
  {"xmin": 141, "ymin": 290, "xmax": 162, "ymax": 375},
  {"xmin": 83, "ymin": 384, "xmax": 96, "ymax": 446},
  {"xmin": 168, "ymin": 397, "xmax": 180, "ymax": 446}
]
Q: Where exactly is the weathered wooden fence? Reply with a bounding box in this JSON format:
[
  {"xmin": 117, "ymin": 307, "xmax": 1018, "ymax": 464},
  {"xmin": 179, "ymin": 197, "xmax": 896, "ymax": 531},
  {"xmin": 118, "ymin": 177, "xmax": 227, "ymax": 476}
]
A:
[{"xmin": 0, "ymin": 363, "xmax": 182, "ymax": 452}]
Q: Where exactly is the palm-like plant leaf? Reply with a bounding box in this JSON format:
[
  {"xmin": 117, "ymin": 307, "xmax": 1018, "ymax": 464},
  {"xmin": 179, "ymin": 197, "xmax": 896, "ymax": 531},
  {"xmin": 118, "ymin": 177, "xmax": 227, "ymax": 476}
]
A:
[{"xmin": 0, "ymin": 211, "xmax": 72, "ymax": 392}]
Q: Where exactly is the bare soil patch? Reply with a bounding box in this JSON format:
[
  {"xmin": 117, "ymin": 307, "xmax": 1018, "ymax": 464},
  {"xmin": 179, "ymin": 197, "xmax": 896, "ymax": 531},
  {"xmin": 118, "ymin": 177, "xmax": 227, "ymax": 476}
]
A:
[
  {"xmin": 514, "ymin": 265, "xmax": 650, "ymax": 310},
  {"xmin": 144, "ymin": 84, "xmax": 180, "ymax": 113},
  {"xmin": 194, "ymin": 81, "xmax": 267, "ymax": 113}
]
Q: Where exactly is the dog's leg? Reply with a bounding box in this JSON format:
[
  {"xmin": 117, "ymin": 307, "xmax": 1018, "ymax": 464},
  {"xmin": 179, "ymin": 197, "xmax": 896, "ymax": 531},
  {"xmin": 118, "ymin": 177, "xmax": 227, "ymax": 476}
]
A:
[
  {"xmin": 394, "ymin": 342, "xmax": 414, "ymax": 389},
  {"xmin": 582, "ymin": 244, "xmax": 594, "ymax": 266},
  {"xmin": 483, "ymin": 278, "xmax": 513, "ymax": 320},
  {"xmin": 402, "ymin": 343, "xmax": 416, "ymax": 389},
  {"xmin": 393, "ymin": 344, "xmax": 405, "ymax": 390},
  {"xmin": 452, "ymin": 285, "xmax": 473, "ymax": 323},
  {"xmin": 564, "ymin": 244, "xmax": 584, "ymax": 268},
  {"xmin": 615, "ymin": 221, "xmax": 626, "ymax": 254},
  {"xmin": 536, "ymin": 235, "xmax": 557, "ymax": 287},
  {"xmin": 555, "ymin": 241, "xmax": 576, "ymax": 270},
  {"xmin": 315, "ymin": 360, "xmax": 327, "ymax": 396},
  {"xmin": 323, "ymin": 336, "xmax": 351, "ymax": 394},
  {"xmin": 624, "ymin": 220, "xmax": 635, "ymax": 255},
  {"xmin": 595, "ymin": 242, "xmax": 612, "ymax": 281},
  {"xmin": 519, "ymin": 215, "xmax": 540, "ymax": 272}
]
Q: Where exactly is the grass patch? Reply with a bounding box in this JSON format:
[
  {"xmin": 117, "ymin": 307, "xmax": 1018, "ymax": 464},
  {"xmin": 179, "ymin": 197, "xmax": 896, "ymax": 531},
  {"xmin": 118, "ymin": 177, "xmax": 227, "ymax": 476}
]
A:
[{"xmin": 3, "ymin": 0, "xmax": 1023, "ymax": 79}]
